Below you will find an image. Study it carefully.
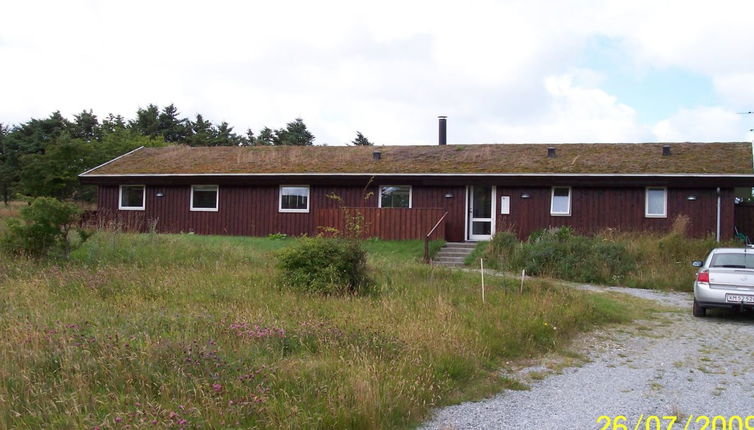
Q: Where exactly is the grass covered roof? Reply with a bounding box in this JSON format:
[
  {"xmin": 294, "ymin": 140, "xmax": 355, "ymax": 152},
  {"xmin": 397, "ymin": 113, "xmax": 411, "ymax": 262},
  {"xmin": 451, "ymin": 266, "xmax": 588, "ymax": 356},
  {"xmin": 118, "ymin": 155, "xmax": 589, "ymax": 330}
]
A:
[{"xmin": 82, "ymin": 142, "xmax": 754, "ymax": 176}]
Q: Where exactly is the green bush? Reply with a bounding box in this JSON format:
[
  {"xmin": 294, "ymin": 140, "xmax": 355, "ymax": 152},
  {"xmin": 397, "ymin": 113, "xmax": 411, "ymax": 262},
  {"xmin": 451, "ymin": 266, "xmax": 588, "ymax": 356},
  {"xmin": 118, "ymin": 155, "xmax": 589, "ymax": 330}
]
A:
[
  {"xmin": 480, "ymin": 223, "xmax": 737, "ymax": 290},
  {"xmin": 277, "ymin": 237, "xmax": 372, "ymax": 295},
  {"xmin": 489, "ymin": 230, "xmax": 517, "ymax": 256},
  {"xmin": 487, "ymin": 227, "xmax": 636, "ymax": 285},
  {"xmin": 1, "ymin": 197, "xmax": 92, "ymax": 258}
]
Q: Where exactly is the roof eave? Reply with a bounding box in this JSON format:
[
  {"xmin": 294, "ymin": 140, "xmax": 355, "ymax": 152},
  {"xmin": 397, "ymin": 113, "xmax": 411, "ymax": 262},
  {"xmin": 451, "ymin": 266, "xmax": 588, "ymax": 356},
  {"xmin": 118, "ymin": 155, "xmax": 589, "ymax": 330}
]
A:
[
  {"xmin": 79, "ymin": 172, "xmax": 754, "ymax": 178},
  {"xmin": 78, "ymin": 146, "xmax": 145, "ymax": 177}
]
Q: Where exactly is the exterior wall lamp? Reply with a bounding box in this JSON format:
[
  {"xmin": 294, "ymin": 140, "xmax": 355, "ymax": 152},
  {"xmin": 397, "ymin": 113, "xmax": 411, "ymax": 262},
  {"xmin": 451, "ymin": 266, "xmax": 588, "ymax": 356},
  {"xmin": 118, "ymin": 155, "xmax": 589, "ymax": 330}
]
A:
[{"xmin": 520, "ymin": 193, "xmax": 531, "ymax": 199}]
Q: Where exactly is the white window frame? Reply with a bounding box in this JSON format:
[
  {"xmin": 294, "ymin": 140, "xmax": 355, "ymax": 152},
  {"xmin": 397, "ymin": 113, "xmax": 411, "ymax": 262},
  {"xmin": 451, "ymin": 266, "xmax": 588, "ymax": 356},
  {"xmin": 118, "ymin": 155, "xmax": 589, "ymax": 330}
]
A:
[
  {"xmin": 279, "ymin": 185, "xmax": 310, "ymax": 213},
  {"xmin": 550, "ymin": 186, "xmax": 571, "ymax": 216},
  {"xmin": 190, "ymin": 185, "xmax": 219, "ymax": 212},
  {"xmin": 118, "ymin": 184, "xmax": 145, "ymax": 211},
  {"xmin": 378, "ymin": 185, "xmax": 412, "ymax": 208},
  {"xmin": 645, "ymin": 186, "xmax": 668, "ymax": 218}
]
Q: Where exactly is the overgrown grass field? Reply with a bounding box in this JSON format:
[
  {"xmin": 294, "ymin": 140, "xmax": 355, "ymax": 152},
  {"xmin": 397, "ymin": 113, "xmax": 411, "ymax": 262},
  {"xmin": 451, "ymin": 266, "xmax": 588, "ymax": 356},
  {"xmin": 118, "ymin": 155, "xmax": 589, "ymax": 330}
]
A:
[{"xmin": 0, "ymin": 233, "xmax": 638, "ymax": 429}]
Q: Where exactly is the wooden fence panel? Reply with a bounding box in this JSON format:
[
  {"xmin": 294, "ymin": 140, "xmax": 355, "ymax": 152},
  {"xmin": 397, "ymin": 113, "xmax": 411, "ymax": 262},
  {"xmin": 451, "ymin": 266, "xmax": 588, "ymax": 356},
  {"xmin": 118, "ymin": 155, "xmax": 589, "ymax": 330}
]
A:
[{"xmin": 314, "ymin": 207, "xmax": 446, "ymax": 240}]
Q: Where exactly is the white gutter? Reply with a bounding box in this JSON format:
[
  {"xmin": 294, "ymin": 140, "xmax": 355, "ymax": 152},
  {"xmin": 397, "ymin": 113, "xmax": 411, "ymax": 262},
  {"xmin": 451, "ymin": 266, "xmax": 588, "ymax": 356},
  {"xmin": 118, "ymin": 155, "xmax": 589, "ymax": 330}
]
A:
[
  {"xmin": 79, "ymin": 146, "xmax": 145, "ymax": 176},
  {"xmin": 79, "ymin": 172, "xmax": 754, "ymax": 178},
  {"xmin": 716, "ymin": 186, "xmax": 721, "ymax": 242}
]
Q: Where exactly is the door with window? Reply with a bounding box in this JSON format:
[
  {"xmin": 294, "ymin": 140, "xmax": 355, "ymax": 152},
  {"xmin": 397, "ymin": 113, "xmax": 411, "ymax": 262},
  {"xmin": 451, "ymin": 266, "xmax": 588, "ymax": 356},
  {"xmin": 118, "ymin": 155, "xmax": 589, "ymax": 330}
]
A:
[{"xmin": 468, "ymin": 186, "xmax": 496, "ymax": 241}]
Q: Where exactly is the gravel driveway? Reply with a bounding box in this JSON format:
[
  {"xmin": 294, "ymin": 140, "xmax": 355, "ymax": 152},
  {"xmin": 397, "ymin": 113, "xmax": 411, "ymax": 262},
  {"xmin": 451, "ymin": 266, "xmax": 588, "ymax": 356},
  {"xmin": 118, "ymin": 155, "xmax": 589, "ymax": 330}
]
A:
[{"xmin": 420, "ymin": 285, "xmax": 754, "ymax": 430}]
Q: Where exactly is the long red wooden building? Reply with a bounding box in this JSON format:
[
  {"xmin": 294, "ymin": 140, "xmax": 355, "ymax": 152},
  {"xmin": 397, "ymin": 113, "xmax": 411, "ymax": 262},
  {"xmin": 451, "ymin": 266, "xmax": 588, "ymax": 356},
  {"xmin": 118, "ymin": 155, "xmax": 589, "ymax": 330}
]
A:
[{"xmin": 79, "ymin": 142, "xmax": 754, "ymax": 241}]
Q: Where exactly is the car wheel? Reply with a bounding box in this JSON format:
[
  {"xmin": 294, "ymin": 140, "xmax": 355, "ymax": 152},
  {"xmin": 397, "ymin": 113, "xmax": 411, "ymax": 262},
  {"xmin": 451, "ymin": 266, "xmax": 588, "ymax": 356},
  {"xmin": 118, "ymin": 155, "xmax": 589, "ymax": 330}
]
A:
[{"xmin": 692, "ymin": 299, "xmax": 706, "ymax": 317}]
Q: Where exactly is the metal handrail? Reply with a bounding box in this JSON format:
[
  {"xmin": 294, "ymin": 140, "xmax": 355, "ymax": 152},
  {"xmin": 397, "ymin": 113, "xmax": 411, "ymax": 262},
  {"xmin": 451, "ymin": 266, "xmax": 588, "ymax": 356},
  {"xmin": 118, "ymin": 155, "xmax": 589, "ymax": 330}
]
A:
[{"xmin": 424, "ymin": 211, "xmax": 448, "ymax": 263}]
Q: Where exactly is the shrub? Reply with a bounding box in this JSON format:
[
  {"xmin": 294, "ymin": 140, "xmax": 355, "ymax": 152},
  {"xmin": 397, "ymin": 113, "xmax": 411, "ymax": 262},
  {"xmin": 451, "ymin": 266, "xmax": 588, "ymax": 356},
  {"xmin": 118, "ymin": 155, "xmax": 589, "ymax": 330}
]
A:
[
  {"xmin": 486, "ymin": 227, "xmax": 636, "ymax": 285},
  {"xmin": 277, "ymin": 237, "xmax": 372, "ymax": 295},
  {"xmin": 489, "ymin": 230, "xmax": 517, "ymax": 256},
  {"xmin": 0, "ymin": 197, "xmax": 92, "ymax": 258},
  {"xmin": 481, "ymin": 225, "xmax": 736, "ymax": 290}
]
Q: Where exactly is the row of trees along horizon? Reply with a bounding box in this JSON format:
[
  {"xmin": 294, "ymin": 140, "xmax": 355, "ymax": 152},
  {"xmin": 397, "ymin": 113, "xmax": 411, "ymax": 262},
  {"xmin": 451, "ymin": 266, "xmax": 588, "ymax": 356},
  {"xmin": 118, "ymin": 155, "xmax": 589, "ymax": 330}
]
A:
[{"xmin": 0, "ymin": 104, "xmax": 374, "ymax": 204}]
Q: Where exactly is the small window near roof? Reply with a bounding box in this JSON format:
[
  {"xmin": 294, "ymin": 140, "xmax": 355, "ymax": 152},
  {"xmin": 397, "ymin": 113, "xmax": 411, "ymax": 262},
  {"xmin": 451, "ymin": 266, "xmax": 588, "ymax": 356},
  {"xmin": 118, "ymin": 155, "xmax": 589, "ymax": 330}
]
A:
[
  {"xmin": 279, "ymin": 186, "xmax": 310, "ymax": 212},
  {"xmin": 191, "ymin": 185, "xmax": 219, "ymax": 212},
  {"xmin": 119, "ymin": 185, "xmax": 145, "ymax": 210},
  {"xmin": 379, "ymin": 185, "xmax": 412, "ymax": 208},
  {"xmin": 645, "ymin": 187, "xmax": 667, "ymax": 218},
  {"xmin": 550, "ymin": 187, "xmax": 571, "ymax": 216}
]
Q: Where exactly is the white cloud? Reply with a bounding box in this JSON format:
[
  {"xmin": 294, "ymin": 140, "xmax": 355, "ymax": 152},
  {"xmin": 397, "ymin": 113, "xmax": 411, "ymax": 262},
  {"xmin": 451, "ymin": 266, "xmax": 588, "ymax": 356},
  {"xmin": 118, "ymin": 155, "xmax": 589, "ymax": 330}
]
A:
[
  {"xmin": 652, "ymin": 107, "xmax": 744, "ymax": 141},
  {"xmin": 476, "ymin": 74, "xmax": 648, "ymax": 143},
  {"xmin": 713, "ymin": 73, "xmax": 754, "ymax": 109},
  {"xmin": 1, "ymin": 0, "xmax": 753, "ymax": 144}
]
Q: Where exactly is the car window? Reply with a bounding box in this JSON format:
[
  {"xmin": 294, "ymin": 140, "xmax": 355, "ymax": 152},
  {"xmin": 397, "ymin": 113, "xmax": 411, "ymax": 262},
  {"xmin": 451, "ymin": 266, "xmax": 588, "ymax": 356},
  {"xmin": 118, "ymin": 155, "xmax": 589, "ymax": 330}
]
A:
[{"xmin": 709, "ymin": 253, "xmax": 754, "ymax": 269}]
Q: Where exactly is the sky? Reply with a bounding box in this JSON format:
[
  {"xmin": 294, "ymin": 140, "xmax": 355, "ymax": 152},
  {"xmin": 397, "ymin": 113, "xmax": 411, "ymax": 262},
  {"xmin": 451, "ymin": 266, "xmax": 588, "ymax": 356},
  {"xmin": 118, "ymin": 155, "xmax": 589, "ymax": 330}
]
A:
[{"xmin": 1, "ymin": 0, "xmax": 754, "ymax": 146}]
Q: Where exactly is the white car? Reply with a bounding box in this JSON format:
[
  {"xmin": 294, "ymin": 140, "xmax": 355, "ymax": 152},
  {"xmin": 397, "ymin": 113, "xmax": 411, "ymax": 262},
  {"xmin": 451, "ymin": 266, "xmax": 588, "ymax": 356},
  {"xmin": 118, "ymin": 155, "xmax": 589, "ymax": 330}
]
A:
[{"xmin": 692, "ymin": 247, "xmax": 754, "ymax": 317}]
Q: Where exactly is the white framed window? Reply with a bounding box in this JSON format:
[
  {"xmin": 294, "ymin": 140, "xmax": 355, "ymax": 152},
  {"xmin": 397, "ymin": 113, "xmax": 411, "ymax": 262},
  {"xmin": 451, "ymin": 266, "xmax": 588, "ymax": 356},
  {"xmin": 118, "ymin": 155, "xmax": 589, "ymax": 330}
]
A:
[
  {"xmin": 190, "ymin": 185, "xmax": 219, "ymax": 212},
  {"xmin": 550, "ymin": 186, "xmax": 571, "ymax": 216},
  {"xmin": 279, "ymin": 185, "xmax": 310, "ymax": 213},
  {"xmin": 379, "ymin": 185, "xmax": 412, "ymax": 208},
  {"xmin": 119, "ymin": 185, "xmax": 145, "ymax": 210},
  {"xmin": 645, "ymin": 187, "xmax": 667, "ymax": 218}
]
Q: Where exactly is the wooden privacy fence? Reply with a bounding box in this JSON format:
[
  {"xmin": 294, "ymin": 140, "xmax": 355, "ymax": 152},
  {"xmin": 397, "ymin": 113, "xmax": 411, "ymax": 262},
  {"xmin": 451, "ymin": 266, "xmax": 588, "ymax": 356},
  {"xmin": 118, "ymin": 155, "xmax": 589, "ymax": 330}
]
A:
[{"xmin": 315, "ymin": 207, "xmax": 447, "ymax": 240}]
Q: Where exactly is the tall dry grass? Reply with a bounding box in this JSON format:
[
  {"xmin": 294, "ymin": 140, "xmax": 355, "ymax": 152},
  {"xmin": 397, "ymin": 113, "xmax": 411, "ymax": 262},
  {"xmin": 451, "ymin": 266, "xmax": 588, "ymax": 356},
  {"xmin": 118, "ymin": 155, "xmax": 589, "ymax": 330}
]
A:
[
  {"xmin": 614, "ymin": 216, "xmax": 735, "ymax": 290},
  {"xmin": 0, "ymin": 233, "xmax": 638, "ymax": 429},
  {"xmin": 0, "ymin": 201, "xmax": 23, "ymax": 219}
]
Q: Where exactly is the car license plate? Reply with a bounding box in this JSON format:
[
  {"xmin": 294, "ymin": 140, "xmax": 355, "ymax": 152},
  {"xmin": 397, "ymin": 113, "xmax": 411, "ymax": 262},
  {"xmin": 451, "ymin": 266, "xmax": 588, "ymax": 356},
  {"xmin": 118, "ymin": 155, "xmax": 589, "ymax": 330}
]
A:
[{"xmin": 725, "ymin": 294, "xmax": 754, "ymax": 303}]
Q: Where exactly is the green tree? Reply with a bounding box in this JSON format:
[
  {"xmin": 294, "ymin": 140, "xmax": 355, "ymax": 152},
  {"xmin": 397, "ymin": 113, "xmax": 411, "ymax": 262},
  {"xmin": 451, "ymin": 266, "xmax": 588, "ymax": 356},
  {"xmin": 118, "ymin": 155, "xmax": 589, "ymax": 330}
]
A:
[
  {"xmin": 8, "ymin": 111, "xmax": 72, "ymax": 155},
  {"xmin": 187, "ymin": 114, "xmax": 215, "ymax": 146},
  {"xmin": 274, "ymin": 118, "xmax": 315, "ymax": 146},
  {"xmin": 351, "ymin": 131, "xmax": 373, "ymax": 146},
  {"xmin": 71, "ymin": 109, "xmax": 101, "ymax": 141},
  {"xmin": 18, "ymin": 134, "xmax": 95, "ymax": 199},
  {"xmin": 212, "ymin": 122, "xmax": 244, "ymax": 146},
  {"xmin": 243, "ymin": 128, "xmax": 254, "ymax": 146},
  {"xmin": 17, "ymin": 128, "xmax": 165, "ymax": 201},
  {"xmin": 158, "ymin": 104, "xmax": 189, "ymax": 142},
  {"xmin": 1, "ymin": 196, "xmax": 89, "ymax": 258},
  {"xmin": 0, "ymin": 113, "xmax": 73, "ymax": 203},
  {"xmin": 95, "ymin": 127, "xmax": 166, "ymax": 159},
  {"xmin": 0, "ymin": 123, "xmax": 12, "ymax": 204},
  {"xmin": 253, "ymin": 127, "xmax": 275, "ymax": 146},
  {"xmin": 131, "ymin": 104, "xmax": 161, "ymax": 138},
  {"xmin": 101, "ymin": 114, "xmax": 127, "ymax": 135}
]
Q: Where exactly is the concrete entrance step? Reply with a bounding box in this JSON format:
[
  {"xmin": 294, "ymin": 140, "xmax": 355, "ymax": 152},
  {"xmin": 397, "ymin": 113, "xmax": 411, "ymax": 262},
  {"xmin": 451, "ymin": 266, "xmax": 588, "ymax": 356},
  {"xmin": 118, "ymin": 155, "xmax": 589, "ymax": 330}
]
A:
[{"xmin": 432, "ymin": 242, "xmax": 478, "ymax": 267}]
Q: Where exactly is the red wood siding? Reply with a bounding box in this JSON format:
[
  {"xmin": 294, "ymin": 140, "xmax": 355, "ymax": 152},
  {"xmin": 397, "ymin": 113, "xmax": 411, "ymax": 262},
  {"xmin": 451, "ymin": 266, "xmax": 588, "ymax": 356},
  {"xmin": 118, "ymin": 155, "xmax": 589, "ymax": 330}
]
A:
[
  {"xmin": 734, "ymin": 203, "xmax": 754, "ymax": 239},
  {"xmin": 95, "ymin": 184, "xmax": 735, "ymax": 240},
  {"xmin": 315, "ymin": 208, "xmax": 446, "ymax": 240},
  {"xmin": 411, "ymin": 186, "xmax": 466, "ymax": 242},
  {"xmin": 495, "ymin": 186, "xmax": 734, "ymax": 239},
  {"xmin": 95, "ymin": 185, "xmax": 462, "ymax": 240}
]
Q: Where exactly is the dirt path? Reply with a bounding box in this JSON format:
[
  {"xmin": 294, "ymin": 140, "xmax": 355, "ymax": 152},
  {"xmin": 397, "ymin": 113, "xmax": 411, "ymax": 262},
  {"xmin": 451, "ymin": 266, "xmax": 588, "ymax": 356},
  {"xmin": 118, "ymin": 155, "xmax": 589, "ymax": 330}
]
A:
[{"xmin": 420, "ymin": 285, "xmax": 754, "ymax": 430}]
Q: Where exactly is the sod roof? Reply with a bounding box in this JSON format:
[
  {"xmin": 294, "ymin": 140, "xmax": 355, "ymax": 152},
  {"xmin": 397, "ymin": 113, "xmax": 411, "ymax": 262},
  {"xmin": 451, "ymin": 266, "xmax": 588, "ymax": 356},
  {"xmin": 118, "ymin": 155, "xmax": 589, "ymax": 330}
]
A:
[{"xmin": 82, "ymin": 142, "xmax": 754, "ymax": 176}]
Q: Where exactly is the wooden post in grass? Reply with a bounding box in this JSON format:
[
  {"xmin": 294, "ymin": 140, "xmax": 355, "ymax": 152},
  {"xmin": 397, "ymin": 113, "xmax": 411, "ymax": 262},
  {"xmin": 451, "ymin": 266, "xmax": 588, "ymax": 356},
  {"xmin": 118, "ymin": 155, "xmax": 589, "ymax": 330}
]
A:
[
  {"xmin": 520, "ymin": 269, "xmax": 525, "ymax": 294},
  {"xmin": 480, "ymin": 258, "xmax": 485, "ymax": 304}
]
